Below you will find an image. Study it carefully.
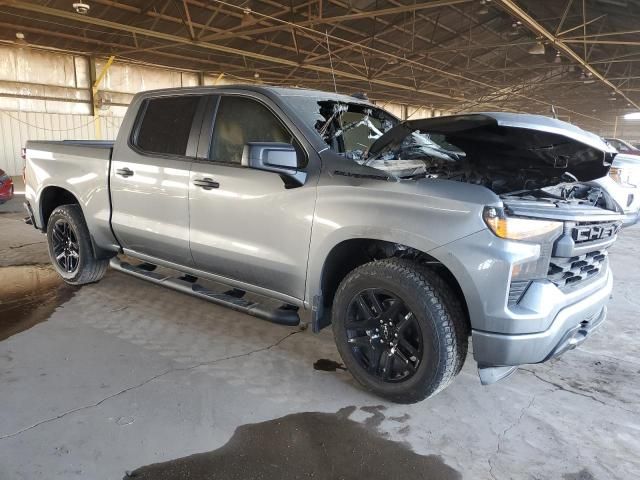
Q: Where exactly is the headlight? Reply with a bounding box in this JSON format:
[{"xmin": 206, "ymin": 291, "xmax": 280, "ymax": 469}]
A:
[
  {"xmin": 609, "ymin": 166, "xmax": 637, "ymax": 187},
  {"xmin": 483, "ymin": 206, "xmax": 563, "ymax": 242}
]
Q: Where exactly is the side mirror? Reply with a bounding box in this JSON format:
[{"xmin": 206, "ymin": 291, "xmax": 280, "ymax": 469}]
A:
[{"xmin": 242, "ymin": 142, "xmax": 306, "ymax": 186}]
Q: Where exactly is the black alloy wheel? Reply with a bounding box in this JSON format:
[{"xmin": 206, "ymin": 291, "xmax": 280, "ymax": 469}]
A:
[
  {"xmin": 51, "ymin": 218, "xmax": 80, "ymax": 274},
  {"xmin": 345, "ymin": 288, "xmax": 423, "ymax": 383}
]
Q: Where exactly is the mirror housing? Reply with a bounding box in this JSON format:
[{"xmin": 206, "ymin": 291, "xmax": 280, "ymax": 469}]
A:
[{"xmin": 242, "ymin": 142, "xmax": 306, "ymax": 186}]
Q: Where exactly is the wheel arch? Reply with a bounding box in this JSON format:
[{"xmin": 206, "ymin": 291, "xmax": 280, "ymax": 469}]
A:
[
  {"xmin": 312, "ymin": 237, "xmax": 470, "ymax": 334},
  {"xmin": 39, "ymin": 186, "xmax": 114, "ymax": 260},
  {"xmin": 39, "ymin": 185, "xmax": 80, "ymax": 230}
]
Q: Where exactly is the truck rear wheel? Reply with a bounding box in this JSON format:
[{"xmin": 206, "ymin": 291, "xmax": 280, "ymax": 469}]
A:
[
  {"xmin": 46, "ymin": 204, "xmax": 108, "ymax": 285},
  {"xmin": 331, "ymin": 258, "xmax": 467, "ymax": 403}
]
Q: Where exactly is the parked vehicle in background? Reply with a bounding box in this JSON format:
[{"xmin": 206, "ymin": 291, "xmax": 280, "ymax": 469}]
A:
[
  {"xmin": 23, "ymin": 86, "xmax": 624, "ymax": 402},
  {"xmin": 0, "ymin": 169, "xmax": 14, "ymax": 204},
  {"xmin": 605, "ymin": 138, "xmax": 640, "ymax": 157},
  {"xmin": 593, "ymin": 154, "xmax": 640, "ymax": 226}
]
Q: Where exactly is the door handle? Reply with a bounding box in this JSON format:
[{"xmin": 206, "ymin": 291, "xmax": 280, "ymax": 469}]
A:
[
  {"xmin": 116, "ymin": 167, "xmax": 134, "ymax": 178},
  {"xmin": 193, "ymin": 177, "xmax": 220, "ymax": 190}
]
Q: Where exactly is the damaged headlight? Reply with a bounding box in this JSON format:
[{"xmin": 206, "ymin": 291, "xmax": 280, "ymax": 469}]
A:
[{"xmin": 483, "ymin": 206, "xmax": 563, "ymax": 242}]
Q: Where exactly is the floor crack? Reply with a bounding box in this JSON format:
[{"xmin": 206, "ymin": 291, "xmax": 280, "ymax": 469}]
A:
[
  {"xmin": 520, "ymin": 368, "xmax": 635, "ymax": 414},
  {"xmin": 488, "ymin": 394, "xmax": 536, "ymax": 480},
  {"xmin": 0, "ymin": 329, "xmax": 302, "ymax": 441},
  {"xmin": 7, "ymin": 241, "xmax": 46, "ymax": 250}
]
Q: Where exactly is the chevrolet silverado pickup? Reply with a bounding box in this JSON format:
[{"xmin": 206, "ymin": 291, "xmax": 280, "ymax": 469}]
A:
[{"xmin": 24, "ymin": 86, "xmax": 622, "ymax": 403}]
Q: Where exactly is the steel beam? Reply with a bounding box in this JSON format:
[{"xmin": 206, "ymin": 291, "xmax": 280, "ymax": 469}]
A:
[
  {"xmin": 4, "ymin": 0, "xmax": 463, "ymax": 101},
  {"xmin": 199, "ymin": 0, "xmax": 471, "ymax": 42},
  {"xmin": 496, "ymin": 0, "xmax": 640, "ymax": 110}
]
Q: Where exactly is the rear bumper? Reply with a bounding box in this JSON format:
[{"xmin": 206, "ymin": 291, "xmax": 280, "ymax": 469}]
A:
[{"xmin": 472, "ymin": 269, "xmax": 612, "ymax": 367}]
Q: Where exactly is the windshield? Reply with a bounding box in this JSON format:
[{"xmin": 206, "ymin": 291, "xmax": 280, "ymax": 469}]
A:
[
  {"xmin": 284, "ymin": 95, "xmax": 465, "ymax": 178},
  {"xmin": 285, "ymin": 96, "xmax": 398, "ymax": 160}
]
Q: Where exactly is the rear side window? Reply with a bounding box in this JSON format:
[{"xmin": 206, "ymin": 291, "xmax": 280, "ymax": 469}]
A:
[
  {"xmin": 134, "ymin": 96, "xmax": 201, "ymax": 156},
  {"xmin": 210, "ymin": 96, "xmax": 293, "ymax": 164}
]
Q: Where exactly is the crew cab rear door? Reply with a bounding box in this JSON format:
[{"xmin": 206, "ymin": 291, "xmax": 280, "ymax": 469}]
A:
[
  {"xmin": 110, "ymin": 94, "xmax": 206, "ymax": 266},
  {"xmin": 188, "ymin": 93, "xmax": 318, "ymax": 302}
]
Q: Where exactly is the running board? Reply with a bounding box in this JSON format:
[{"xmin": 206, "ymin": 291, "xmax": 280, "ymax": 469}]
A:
[{"xmin": 109, "ymin": 258, "xmax": 300, "ymax": 326}]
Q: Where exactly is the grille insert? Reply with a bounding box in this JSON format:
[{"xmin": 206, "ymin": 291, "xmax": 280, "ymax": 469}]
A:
[{"xmin": 548, "ymin": 250, "xmax": 607, "ymax": 290}]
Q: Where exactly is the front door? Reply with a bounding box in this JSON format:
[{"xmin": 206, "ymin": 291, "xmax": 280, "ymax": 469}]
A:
[
  {"xmin": 188, "ymin": 94, "xmax": 317, "ymax": 300},
  {"xmin": 110, "ymin": 94, "xmax": 204, "ymax": 266}
]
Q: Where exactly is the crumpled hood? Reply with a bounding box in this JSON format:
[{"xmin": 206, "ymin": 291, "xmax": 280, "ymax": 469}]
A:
[{"xmin": 368, "ymin": 112, "xmax": 617, "ymax": 182}]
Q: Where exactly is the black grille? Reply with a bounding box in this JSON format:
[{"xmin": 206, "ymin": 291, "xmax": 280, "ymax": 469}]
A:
[{"xmin": 548, "ymin": 250, "xmax": 607, "ymax": 290}]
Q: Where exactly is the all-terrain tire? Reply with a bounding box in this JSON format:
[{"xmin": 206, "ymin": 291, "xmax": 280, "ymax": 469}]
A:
[
  {"xmin": 332, "ymin": 258, "xmax": 467, "ymax": 403},
  {"xmin": 46, "ymin": 204, "xmax": 109, "ymax": 285}
]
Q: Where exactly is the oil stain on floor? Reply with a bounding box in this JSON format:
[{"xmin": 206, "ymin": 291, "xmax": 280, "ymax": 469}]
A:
[
  {"xmin": 313, "ymin": 358, "xmax": 347, "ymax": 372},
  {"xmin": 0, "ymin": 264, "xmax": 76, "ymax": 341},
  {"xmin": 124, "ymin": 408, "xmax": 461, "ymax": 480}
]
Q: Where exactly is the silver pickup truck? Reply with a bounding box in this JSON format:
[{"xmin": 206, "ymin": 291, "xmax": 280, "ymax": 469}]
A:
[{"xmin": 24, "ymin": 86, "xmax": 623, "ymax": 403}]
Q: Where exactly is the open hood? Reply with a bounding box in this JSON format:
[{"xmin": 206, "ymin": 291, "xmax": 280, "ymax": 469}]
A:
[{"xmin": 367, "ymin": 112, "xmax": 617, "ymax": 183}]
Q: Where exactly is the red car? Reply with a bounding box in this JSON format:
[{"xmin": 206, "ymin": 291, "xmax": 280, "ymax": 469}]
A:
[{"xmin": 0, "ymin": 168, "xmax": 14, "ymax": 204}]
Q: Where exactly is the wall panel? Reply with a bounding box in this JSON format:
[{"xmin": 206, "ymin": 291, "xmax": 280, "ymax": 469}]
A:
[{"xmin": 0, "ymin": 111, "xmax": 123, "ymax": 176}]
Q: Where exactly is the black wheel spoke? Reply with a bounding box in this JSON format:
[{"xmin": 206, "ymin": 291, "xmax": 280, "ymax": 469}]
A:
[
  {"xmin": 368, "ymin": 347, "xmax": 383, "ymax": 374},
  {"xmin": 52, "ymin": 227, "xmax": 64, "ymax": 243},
  {"xmin": 345, "ymin": 287, "xmax": 423, "ymax": 384},
  {"xmin": 348, "ymin": 334, "xmax": 372, "ymax": 349},
  {"xmin": 397, "ymin": 337, "xmax": 418, "ymax": 358},
  {"xmin": 51, "ymin": 219, "xmax": 80, "ymax": 275},
  {"xmin": 382, "ymin": 352, "xmax": 393, "ymax": 380},
  {"xmin": 366, "ymin": 291, "xmax": 383, "ymax": 316},
  {"xmin": 395, "ymin": 312, "xmax": 414, "ymax": 333},
  {"xmin": 383, "ymin": 299, "xmax": 403, "ymax": 321},
  {"xmin": 354, "ymin": 293, "xmax": 373, "ymax": 319}
]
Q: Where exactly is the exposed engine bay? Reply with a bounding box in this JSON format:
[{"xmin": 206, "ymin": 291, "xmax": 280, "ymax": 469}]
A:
[{"xmin": 306, "ymin": 100, "xmax": 618, "ymax": 211}]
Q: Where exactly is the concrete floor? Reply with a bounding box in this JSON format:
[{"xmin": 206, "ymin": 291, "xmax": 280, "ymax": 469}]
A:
[{"xmin": 1, "ymin": 194, "xmax": 639, "ymax": 480}]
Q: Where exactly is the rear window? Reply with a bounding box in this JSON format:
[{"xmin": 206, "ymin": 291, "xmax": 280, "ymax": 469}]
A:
[{"xmin": 134, "ymin": 96, "xmax": 201, "ymax": 156}]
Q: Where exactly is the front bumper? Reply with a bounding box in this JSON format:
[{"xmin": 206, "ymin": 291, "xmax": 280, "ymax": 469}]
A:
[
  {"xmin": 430, "ymin": 228, "xmax": 614, "ymax": 369},
  {"xmin": 472, "ymin": 269, "xmax": 611, "ymax": 366}
]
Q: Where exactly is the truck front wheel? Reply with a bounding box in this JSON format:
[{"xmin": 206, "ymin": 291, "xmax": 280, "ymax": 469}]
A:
[
  {"xmin": 46, "ymin": 204, "xmax": 108, "ymax": 285},
  {"xmin": 331, "ymin": 258, "xmax": 467, "ymax": 403}
]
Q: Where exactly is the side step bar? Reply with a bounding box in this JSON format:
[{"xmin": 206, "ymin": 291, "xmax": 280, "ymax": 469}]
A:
[{"xmin": 109, "ymin": 258, "xmax": 300, "ymax": 327}]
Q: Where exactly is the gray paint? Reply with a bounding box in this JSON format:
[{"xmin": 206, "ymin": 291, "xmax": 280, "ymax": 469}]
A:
[{"xmin": 24, "ymin": 85, "xmax": 624, "ymax": 373}]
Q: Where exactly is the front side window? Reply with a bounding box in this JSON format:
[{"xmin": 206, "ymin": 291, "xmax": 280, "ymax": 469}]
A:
[
  {"xmin": 134, "ymin": 95, "xmax": 201, "ymax": 156},
  {"xmin": 210, "ymin": 96, "xmax": 293, "ymax": 164},
  {"xmin": 285, "ymin": 96, "xmax": 398, "ymax": 160}
]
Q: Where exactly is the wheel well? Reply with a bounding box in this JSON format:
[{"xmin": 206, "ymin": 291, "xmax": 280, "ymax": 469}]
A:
[
  {"xmin": 40, "ymin": 187, "xmax": 79, "ymax": 230},
  {"xmin": 316, "ymin": 239, "xmax": 470, "ymax": 332}
]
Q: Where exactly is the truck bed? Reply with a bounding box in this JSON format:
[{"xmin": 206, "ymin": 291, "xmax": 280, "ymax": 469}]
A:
[{"xmin": 24, "ymin": 139, "xmax": 117, "ymax": 251}]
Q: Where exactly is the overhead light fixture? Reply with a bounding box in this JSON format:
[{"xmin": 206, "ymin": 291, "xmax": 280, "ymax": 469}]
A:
[
  {"xmin": 624, "ymin": 112, "xmax": 640, "ymax": 120},
  {"xmin": 72, "ymin": 2, "xmax": 90, "ymax": 15},
  {"xmin": 478, "ymin": 0, "xmax": 491, "ymax": 15},
  {"xmin": 15, "ymin": 32, "xmax": 27, "ymax": 45},
  {"xmin": 241, "ymin": 7, "xmax": 255, "ymax": 27},
  {"xmin": 553, "ymin": 50, "xmax": 562, "ymax": 63},
  {"xmin": 508, "ymin": 20, "xmax": 523, "ymax": 36},
  {"xmin": 528, "ymin": 42, "xmax": 545, "ymax": 55}
]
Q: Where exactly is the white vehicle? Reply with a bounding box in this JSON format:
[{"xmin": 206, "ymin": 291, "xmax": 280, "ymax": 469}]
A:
[{"xmin": 594, "ymin": 153, "xmax": 640, "ymax": 226}]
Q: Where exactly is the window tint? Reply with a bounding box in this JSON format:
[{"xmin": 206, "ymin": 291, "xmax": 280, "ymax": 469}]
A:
[
  {"xmin": 210, "ymin": 96, "xmax": 293, "ymax": 164},
  {"xmin": 134, "ymin": 96, "xmax": 201, "ymax": 156}
]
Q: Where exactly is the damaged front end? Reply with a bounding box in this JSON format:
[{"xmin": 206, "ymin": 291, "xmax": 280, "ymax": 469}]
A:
[{"xmin": 365, "ymin": 112, "xmax": 620, "ymax": 213}]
